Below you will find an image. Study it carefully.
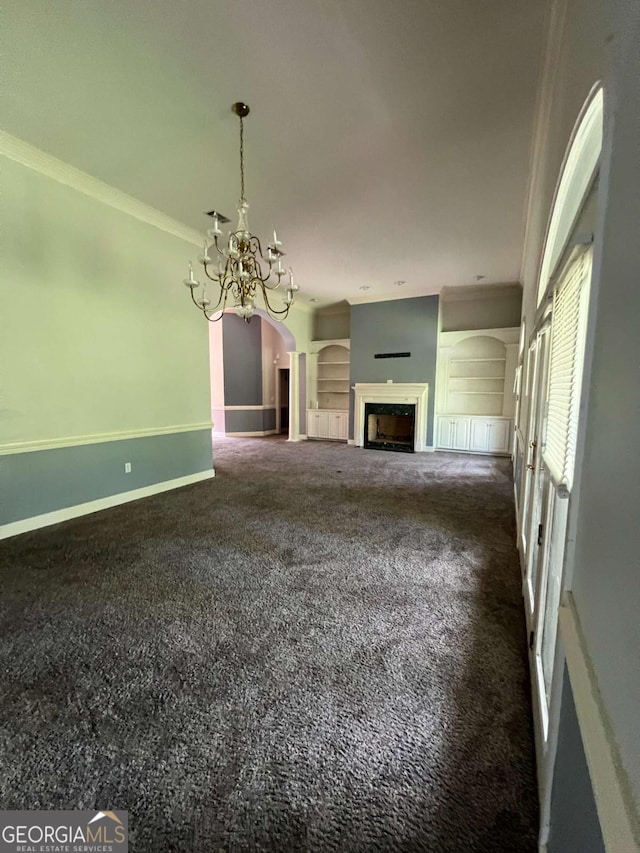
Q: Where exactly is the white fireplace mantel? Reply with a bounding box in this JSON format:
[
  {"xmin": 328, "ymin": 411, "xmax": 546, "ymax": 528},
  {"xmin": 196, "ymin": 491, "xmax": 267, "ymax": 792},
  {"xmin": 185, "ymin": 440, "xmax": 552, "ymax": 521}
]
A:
[{"xmin": 353, "ymin": 382, "xmax": 430, "ymax": 452}]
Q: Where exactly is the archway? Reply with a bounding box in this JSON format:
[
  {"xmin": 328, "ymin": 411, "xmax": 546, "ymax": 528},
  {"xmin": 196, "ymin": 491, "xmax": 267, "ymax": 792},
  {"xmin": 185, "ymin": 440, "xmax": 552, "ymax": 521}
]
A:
[{"xmin": 209, "ymin": 308, "xmax": 302, "ymax": 441}]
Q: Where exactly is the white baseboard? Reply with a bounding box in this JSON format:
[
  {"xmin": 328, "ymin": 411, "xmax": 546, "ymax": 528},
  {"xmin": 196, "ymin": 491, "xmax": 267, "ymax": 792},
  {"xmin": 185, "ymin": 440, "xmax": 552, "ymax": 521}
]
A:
[
  {"xmin": 347, "ymin": 439, "xmax": 355, "ymax": 446},
  {"xmin": 224, "ymin": 430, "xmax": 277, "ymax": 437},
  {"xmin": 559, "ymin": 594, "xmax": 640, "ymax": 852},
  {"xmin": 0, "ymin": 469, "xmax": 215, "ymax": 540}
]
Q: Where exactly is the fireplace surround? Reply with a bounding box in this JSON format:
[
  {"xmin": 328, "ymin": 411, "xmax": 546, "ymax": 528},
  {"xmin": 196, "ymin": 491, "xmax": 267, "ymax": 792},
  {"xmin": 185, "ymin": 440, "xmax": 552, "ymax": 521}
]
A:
[{"xmin": 353, "ymin": 382, "xmax": 430, "ymax": 452}]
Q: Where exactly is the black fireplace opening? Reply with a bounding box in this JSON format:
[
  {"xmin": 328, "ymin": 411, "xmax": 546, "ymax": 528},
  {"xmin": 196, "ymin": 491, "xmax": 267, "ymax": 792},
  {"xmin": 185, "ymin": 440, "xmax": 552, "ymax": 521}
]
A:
[{"xmin": 364, "ymin": 403, "xmax": 416, "ymax": 453}]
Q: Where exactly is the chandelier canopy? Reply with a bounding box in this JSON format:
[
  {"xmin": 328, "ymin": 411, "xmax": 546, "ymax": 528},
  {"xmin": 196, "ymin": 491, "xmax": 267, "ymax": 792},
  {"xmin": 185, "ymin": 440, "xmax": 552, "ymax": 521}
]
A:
[{"xmin": 183, "ymin": 102, "xmax": 298, "ymax": 323}]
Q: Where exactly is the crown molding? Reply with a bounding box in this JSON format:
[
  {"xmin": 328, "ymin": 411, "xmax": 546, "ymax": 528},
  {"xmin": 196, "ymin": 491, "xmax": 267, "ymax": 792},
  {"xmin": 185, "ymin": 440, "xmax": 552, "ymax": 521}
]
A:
[
  {"xmin": 0, "ymin": 130, "xmax": 203, "ymax": 246},
  {"xmin": 346, "ymin": 289, "xmax": 439, "ymax": 306},
  {"xmin": 518, "ymin": 0, "xmax": 570, "ymax": 285}
]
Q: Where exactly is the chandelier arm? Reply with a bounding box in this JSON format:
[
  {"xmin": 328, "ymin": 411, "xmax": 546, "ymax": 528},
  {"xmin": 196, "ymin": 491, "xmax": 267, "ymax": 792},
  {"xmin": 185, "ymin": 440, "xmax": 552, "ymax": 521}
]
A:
[
  {"xmin": 203, "ymin": 310, "xmax": 224, "ymax": 323},
  {"xmin": 260, "ymin": 284, "xmax": 292, "ymax": 319},
  {"xmin": 189, "ymin": 287, "xmax": 203, "ymax": 309},
  {"xmin": 204, "ymin": 287, "xmax": 231, "ymax": 322},
  {"xmin": 204, "ymin": 263, "xmax": 232, "ymax": 293},
  {"xmin": 206, "ymin": 283, "xmax": 227, "ymax": 313}
]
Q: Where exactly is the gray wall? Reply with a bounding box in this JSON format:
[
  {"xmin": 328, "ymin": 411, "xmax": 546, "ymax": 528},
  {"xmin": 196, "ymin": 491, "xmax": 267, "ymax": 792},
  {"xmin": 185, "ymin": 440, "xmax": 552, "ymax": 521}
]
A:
[
  {"xmin": 548, "ymin": 666, "xmax": 605, "ymax": 853},
  {"xmin": 224, "ymin": 409, "xmax": 276, "ymax": 433},
  {"xmin": 350, "ymin": 296, "xmax": 439, "ymax": 446},
  {"xmin": 1, "ymin": 430, "xmax": 213, "ymax": 526},
  {"xmin": 222, "ymin": 314, "xmax": 263, "ymax": 406},
  {"xmin": 569, "ymin": 0, "xmax": 640, "ymax": 810}
]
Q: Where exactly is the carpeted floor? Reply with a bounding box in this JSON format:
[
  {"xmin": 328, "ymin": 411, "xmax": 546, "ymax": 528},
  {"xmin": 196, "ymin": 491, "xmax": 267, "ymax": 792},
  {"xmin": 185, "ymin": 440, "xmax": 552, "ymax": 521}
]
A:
[{"xmin": 0, "ymin": 437, "xmax": 538, "ymax": 851}]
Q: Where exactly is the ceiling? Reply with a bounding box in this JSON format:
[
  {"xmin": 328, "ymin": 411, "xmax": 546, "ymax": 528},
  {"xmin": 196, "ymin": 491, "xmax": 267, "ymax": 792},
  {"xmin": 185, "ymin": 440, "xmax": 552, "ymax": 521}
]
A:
[{"xmin": 3, "ymin": 0, "xmax": 548, "ymax": 306}]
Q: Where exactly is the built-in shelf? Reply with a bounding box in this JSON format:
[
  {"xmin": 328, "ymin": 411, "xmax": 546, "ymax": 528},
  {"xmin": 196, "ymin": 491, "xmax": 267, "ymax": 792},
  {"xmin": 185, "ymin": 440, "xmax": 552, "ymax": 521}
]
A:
[
  {"xmin": 313, "ymin": 342, "xmax": 351, "ymax": 414},
  {"xmin": 450, "ymin": 391, "xmax": 504, "ymax": 395}
]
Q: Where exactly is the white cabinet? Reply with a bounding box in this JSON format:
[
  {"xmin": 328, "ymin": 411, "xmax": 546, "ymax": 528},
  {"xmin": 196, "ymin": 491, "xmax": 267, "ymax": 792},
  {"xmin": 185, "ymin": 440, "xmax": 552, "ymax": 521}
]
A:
[
  {"xmin": 436, "ymin": 416, "xmax": 512, "ymax": 455},
  {"xmin": 436, "ymin": 327, "xmax": 518, "ymax": 456},
  {"xmin": 470, "ymin": 419, "xmax": 492, "ymax": 452},
  {"xmin": 437, "ymin": 417, "xmax": 455, "ymax": 449},
  {"xmin": 307, "ymin": 411, "xmax": 321, "ymax": 438},
  {"xmin": 437, "ymin": 417, "xmax": 471, "ymax": 450},
  {"xmin": 470, "ymin": 418, "xmax": 511, "ymax": 453},
  {"xmin": 486, "ymin": 418, "xmax": 511, "ymax": 453},
  {"xmin": 307, "ymin": 410, "xmax": 348, "ymax": 441},
  {"xmin": 453, "ymin": 418, "xmax": 470, "ymax": 450}
]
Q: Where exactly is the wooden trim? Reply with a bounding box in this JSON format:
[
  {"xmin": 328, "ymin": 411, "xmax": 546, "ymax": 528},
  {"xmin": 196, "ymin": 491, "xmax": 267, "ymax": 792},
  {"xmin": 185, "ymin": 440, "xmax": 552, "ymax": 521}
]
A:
[
  {"xmin": 0, "ymin": 131, "xmax": 202, "ymax": 246},
  {"xmin": 224, "ymin": 430, "xmax": 278, "ymax": 437},
  {"xmin": 559, "ymin": 594, "xmax": 640, "ymax": 852},
  {"xmin": 519, "ymin": 0, "xmax": 570, "ymax": 284},
  {"xmin": 223, "ymin": 405, "xmax": 276, "ymax": 411},
  {"xmin": 0, "ymin": 423, "xmax": 213, "ymax": 456}
]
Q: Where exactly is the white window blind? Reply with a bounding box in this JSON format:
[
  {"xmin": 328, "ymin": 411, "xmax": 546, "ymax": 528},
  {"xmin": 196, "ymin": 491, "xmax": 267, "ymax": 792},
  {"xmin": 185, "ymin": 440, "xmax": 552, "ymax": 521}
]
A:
[{"xmin": 542, "ymin": 249, "xmax": 592, "ymax": 492}]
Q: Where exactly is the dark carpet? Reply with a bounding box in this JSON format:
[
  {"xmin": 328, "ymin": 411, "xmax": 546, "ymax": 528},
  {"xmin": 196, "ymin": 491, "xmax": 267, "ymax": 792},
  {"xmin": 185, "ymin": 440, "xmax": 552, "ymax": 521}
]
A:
[{"xmin": 0, "ymin": 437, "xmax": 538, "ymax": 851}]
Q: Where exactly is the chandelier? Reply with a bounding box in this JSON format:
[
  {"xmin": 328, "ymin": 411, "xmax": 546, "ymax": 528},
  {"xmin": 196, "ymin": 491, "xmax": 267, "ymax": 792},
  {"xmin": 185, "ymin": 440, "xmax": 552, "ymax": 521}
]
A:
[{"xmin": 183, "ymin": 102, "xmax": 299, "ymax": 323}]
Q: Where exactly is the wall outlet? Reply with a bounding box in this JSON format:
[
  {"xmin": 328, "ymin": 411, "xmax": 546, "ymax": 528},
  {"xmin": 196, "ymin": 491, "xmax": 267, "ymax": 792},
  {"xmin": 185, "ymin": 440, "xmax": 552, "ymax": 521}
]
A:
[{"xmin": 124, "ymin": 462, "xmax": 132, "ymax": 473}]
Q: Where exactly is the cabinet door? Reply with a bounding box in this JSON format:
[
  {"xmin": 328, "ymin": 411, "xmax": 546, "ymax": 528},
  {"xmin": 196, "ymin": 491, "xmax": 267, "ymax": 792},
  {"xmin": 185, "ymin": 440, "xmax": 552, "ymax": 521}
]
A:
[
  {"xmin": 437, "ymin": 417, "xmax": 454, "ymax": 449},
  {"xmin": 469, "ymin": 419, "xmax": 491, "ymax": 452},
  {"xmin": 307, "ymin": 411, "xmax": 321, "ymax": 438},
  {"xmin": 317, "ymin": 411, "xmax": 330, "ymax": 437},
  {"xmin": 452, "ymin": 418, "xmax": 470, "ymax": 450},
  {"xmin": 487, "ymin": 419, "xmax": 511, "ymax": 453},
  {"xmin": 336, "ymin": 412, "xmax": 348, "ymax": 440},
  {"xmin": 328, "ymin": 413, "xmax": 342, "ymax": 440}
]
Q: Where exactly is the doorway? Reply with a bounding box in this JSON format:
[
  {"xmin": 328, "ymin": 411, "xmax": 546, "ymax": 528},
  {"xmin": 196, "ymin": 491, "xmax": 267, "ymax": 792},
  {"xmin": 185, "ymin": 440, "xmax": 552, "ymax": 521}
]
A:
[{"xmin": 278, "ymin": 368, "xmax": 290, "ymax": 434}]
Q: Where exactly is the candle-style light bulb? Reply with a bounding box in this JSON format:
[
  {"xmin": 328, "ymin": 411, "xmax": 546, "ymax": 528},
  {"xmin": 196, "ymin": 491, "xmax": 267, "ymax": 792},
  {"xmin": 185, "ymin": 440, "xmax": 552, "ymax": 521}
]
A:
[
  {"xmin": 183, "ymin": 261, "xmax": 200, "ymax": 288},
  {"xmin": 199, "ymin": 241, "xmax": 211, "ymax": 265}
]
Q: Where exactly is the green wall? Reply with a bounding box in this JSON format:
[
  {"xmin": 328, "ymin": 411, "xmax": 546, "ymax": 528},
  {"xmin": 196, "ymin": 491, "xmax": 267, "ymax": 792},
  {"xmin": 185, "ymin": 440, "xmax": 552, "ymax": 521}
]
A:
[{"xmin": 0, "ymin": 145, "xmax": 213, "ymax": 526}]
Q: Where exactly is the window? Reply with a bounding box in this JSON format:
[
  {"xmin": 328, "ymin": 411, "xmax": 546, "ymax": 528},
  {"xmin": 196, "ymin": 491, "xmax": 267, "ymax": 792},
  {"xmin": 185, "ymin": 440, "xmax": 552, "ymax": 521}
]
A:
[{"xmin": 542, "ymin": 249, "xmax": 592, "ymax": 492}]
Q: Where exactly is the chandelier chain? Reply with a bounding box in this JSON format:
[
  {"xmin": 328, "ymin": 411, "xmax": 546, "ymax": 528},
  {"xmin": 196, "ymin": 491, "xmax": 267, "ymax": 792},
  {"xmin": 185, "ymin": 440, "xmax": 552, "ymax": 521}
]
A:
[{"xmin": 239, "ymin": 116, "xmax": 245, "ymax": 202}]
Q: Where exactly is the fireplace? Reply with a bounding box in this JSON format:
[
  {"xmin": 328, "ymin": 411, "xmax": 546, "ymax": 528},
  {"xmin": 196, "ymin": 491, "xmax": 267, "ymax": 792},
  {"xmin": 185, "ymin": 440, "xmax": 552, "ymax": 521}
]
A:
[
  {"xmin": 353, "ymin": 382, "xmax": 430, "ymax": 452},
  {"xmin": 364, "ymin": 403, "xmax": 415, "ymax": 453}
]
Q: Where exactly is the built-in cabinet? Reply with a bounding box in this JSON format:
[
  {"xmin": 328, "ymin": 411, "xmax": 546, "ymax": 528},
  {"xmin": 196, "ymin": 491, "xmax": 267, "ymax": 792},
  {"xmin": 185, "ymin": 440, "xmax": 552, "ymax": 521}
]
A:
[
  {"xmin": 437, "ymin": 415, "xmax": 512, "ymax": 454},
  {"xmin": 307, "ymin": 410, "xmax": 349, "ymax": 441},
  {"xmin": 435, "ymin": 328, "xmax": 519, "ymax": 455},
  {"xmin": 307, "ymin": 339, "xmax": 350, "ymax": 441}
]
